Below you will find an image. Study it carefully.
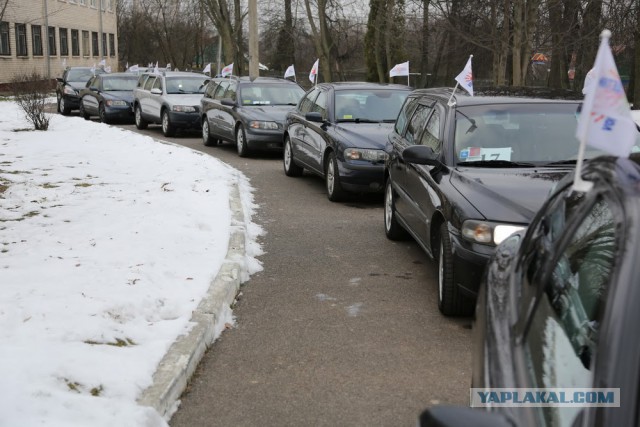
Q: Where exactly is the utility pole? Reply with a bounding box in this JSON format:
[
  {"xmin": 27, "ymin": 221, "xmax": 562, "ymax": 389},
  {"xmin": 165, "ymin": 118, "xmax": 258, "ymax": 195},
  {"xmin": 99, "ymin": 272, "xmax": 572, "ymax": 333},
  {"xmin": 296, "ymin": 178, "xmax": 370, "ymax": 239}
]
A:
[{"xmin": 248, "ymin": 0, "xmax": 258, "ymax": 81}]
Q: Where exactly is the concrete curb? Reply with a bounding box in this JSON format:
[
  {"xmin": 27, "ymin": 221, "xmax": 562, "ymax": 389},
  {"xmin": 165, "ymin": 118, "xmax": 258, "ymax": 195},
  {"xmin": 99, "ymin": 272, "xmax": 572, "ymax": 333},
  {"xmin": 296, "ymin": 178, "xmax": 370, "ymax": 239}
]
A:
[{"xmin": 137, "ymin": 176, "xmax": 248, "ymax": 420}]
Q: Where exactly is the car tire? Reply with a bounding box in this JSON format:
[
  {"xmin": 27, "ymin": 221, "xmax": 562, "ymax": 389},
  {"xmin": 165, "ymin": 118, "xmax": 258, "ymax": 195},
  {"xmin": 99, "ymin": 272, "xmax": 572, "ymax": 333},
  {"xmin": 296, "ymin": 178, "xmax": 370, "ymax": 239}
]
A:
[
  {"xmin": 283, "ymin": 137, "xmax": 303, "ymax": 177},
  {"xmin": 59, "ymin": 96, "xmax": 71, "ymax": 116},
  {"xmin": 134, "ymin": 105, "xmax": 148, "ymax": 130},
  {"xmin": 99, "ymin": 103, "xmax": 110, "ymax": 124},
  {"xmin": 437, "ymin": 222, "xmax": 475, "ymax": 316},
  {"xmin": 384, "ymin": 179, "xmax": 408, "ymax": 240},
  {"xmin": 236, "ymin": 125, "xmax": 250, "ymax": 157},
  {"xmin": 325, "ymin": 152, "xmax": 347, "ymax": 202},
  {"xmin": 56, "ymin": 94, "xmax": 62, "ymax": 113},
  {"xmin": 202, "ymin": 117, "xmax": 216, "ymax": 146},
  {"xmin": 79, "ymin": 102, "xmax": 90, "ymax": 120},
  {"xmin": 161, "ymin": 109, "xmax": 176, "ymax": 137}
]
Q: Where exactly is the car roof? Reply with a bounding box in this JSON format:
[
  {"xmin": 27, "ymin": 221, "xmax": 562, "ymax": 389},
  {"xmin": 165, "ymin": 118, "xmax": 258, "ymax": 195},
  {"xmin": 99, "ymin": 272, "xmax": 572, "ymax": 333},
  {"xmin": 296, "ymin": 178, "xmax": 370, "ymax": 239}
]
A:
[
  {"xmin": 412, "ymin": 86, "xmax": 583, "ymax": 106},
  {"xmin": 214, "ymin": 76, "xmax": 300, "ymax": 85},
  {"xmin": 317, "ymin": 81, "xmax": 412, "ymax": 91},
  {"xmin": 100, "ymin": 72, "xmax": 138, "ymax": 78},
  {"xmin": 162, "ymin": 71, "xmax": 208, "ymax": 78}
]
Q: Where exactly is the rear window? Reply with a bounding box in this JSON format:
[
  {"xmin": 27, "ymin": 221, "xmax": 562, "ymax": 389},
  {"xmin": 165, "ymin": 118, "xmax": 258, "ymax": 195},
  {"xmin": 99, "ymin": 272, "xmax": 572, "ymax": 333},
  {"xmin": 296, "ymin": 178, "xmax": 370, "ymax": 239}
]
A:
[
  {"xmin": 334, "ymin": 89, "xmax": 410, "ymax": 123},
  {"xmin": 101, "ymin": 76, "xmax": 138, "ymax": 91},
  {"xmin": 239, "ymin": 83, "xmax": 304, "ymax": 106},
  {"xmin": 165, "ymin": 76, "xmax": 209, "ymax": 94}
]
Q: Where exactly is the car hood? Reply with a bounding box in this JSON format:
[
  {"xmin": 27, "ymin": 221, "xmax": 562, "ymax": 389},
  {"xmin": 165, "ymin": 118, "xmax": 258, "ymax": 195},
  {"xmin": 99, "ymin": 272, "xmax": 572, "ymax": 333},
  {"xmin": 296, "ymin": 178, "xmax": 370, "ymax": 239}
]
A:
[
  {"xmin": 242, "ymin": 105, "xmax": 294, "ymax": 122},
  {"xmin": 450, "ymin": 166, "xmax": 572, "ymax": 223},
  {"xmin": 333, "ymin": 122, "xmax": 394, "ymax": 149},
  {"xmin": 163, "ymin": 94, "xmax": 204, "ymax": 107},
  {"xmin": 68, "ymin": 81, "xmax": 88, "ymax": 91},
  {"xmin": 103, "ymin": 91, "xmax": 135, "ymax": 103}
]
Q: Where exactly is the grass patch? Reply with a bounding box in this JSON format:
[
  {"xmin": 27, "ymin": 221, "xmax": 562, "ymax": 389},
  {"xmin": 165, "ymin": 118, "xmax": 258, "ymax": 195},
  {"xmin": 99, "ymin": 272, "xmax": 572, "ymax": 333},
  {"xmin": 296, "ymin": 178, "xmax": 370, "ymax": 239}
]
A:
[
  {"xmin": 84, "ymin": 337, "xmax": 136, "ymax": 347},
  {"xmin": 74, "ymin": 183, "xmax": 92, "ymax": 188},
  {"xmin": 42, "ymin": 183, "xmax": 59, "ymax": 189}
]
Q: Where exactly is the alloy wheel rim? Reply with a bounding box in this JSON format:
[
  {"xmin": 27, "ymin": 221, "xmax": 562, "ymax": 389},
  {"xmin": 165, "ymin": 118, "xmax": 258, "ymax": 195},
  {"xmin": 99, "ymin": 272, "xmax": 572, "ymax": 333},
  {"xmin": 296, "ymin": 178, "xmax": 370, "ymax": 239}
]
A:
[
  {"xmin": 327, "ymin": 160, "xmax": 335, "ymax": 194},
  {"xmin": 385, "ymin": 184, "xmax": 392, "ymax": 231},
  {"xmin": 100, "ymin": 107, "xmax": 105, "ymax": 122},
  {"xmin": 438, "ymin": 241, "xmax": 444, "ymax": 302},
  {"xmin": 60, "ymin": 98, "xmax": 65, "ymax": 111},
  {"xmin": 237, "ymin": 130, "xmax": 244, "ymax": 153},
  {"xmin": 135, "ymin": 108, "xmax": 140, "ymax": 125},
  {"xmin": 284, "ymin": 142, "xmax": 292, "ymax": 170},
  {"xmin": 162, "ymin": 113, "xmax": 168, "ymax": 133},
  {"xmin": 202, "ymin": 121, "xmax": 208, "ymax": 143}
]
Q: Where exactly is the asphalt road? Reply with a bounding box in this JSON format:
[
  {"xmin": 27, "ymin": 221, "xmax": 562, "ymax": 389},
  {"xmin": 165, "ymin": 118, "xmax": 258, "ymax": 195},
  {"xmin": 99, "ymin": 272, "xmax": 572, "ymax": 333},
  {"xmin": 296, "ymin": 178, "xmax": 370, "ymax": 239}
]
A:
[{"xmin": 117, "ymin": 123, "xmax": 473, "ymax": 427}]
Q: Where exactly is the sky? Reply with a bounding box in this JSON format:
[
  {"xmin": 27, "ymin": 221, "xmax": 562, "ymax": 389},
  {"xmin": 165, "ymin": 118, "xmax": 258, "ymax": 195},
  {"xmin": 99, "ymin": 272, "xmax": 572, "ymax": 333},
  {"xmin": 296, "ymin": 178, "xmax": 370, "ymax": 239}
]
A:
[{"xmin": 0, "ymin": 100, "xmax": 263, "ymax": 427}]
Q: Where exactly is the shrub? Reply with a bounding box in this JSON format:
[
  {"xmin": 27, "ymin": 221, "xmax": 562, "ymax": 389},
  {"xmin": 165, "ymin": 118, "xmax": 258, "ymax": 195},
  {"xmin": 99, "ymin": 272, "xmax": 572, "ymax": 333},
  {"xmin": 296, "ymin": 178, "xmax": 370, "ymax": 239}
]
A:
[{"xmin": 10, "ymin": 71, "xmax": 52, "ymax": 131}]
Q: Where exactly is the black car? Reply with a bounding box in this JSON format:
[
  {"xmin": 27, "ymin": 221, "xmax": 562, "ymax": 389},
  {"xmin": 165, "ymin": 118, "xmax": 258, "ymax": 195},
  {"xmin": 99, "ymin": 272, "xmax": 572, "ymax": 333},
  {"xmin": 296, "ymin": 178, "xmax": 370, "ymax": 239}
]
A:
[
  {"xmin": 78, "ymin": 73, "xmax": 139, "ymax": 124},
  {"xmin": 283, "ymin": 82, "xmax": 411, "ymax": 201},
  {"xmin": 200, "ymin": 76, "xmax": 305, "ymax": 157},
  {"xmin": 56, "ymin": 67, "xmax": 105, "ymax": 115},
  {"xmin": 420, "ymin": 154, "xmax": 640, "ymax": 427},
  {"xmin": 384, "ymin": 88, "xmax": 592, "ymax": 316}
]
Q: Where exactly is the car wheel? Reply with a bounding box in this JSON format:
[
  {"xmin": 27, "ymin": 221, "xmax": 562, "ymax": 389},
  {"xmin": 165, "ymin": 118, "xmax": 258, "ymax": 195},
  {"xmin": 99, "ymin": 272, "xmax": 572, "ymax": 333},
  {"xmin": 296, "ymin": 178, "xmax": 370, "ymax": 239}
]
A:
[
  {"xmin": 202, "ymin": 117, "xmax": 216, "ymax": 146},
  {"xmin": 161, "ymin": 110, "xmax": 176, "ymax": 137},
  {"xmin": 59, "ymin": 96, "xmax": 70, "ymax": 115},
  {"xmin": 283, "ymin": 137, "xmax": 304, "ymax": 177},
  {"xmin": 99, "ymin": 103, "xmax": 110, "ymax": 124},
  {"xmin": 79, "ymin": 102, "xmax": 90, "ymax": 120},
  {"xmin": 384, "ymin": 179, "xmax": 408, "ymax": 240},
  {"xmin": 236, "ymin": 125, "xmax": 250, "ymax": 157},
  {"xmin": 325, "ymin": 152, "xmax": 347, "ymax": 202},
  {"xmin": 56, "ymin": 94, "xmax": 62, "ymax": 113},
  {"xmin": 437, "ymin": 222, "xmax": 475, "ymax": 316},
  {"xmin": 135, "ymin": 105, "xmax": 148, "ymax": 130}
]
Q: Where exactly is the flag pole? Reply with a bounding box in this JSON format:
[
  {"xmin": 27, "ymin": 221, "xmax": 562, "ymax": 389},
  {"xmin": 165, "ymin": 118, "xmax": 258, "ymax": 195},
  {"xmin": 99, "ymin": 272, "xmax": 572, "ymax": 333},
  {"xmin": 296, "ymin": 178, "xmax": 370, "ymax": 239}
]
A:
[
  {"xmin": 407, "ymin": 61, "xmax": 410, "ymax": 86},
  {"xmin": 447, "ymin": 82, "xmax": 460, "ymax": 106}
]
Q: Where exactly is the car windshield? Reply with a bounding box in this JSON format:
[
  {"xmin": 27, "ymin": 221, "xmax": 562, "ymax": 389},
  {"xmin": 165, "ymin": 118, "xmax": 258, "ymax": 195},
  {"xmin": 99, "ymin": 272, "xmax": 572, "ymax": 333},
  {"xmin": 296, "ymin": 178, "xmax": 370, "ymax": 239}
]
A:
[
  {"xmin": 165, "ymin": 76, "xmax": 209, "ymax": 94},
  {"xmin": 68, "ymin": 69, "xmax": 103, "ymax": 82},
  {"xmin": 454, "ymin": 103, "xmax": 640, "ymax": 166},
  {"xmin": 335, "ymin": 89, "xmax": 409, "ymax": 123},
  {"xmin": 239, "ymin": 84, "xmax": 305, "ymax": 106},
  {"xmin": 101, "ymin": 76, "xmax": 138, "ymax": 91}
]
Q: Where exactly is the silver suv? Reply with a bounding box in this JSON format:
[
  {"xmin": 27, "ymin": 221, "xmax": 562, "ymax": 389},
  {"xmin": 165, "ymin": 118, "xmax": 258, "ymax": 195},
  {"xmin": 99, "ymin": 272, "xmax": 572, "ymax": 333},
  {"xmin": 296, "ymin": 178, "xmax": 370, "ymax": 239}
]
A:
[{"xmin": 133, "ymin": 71, "xmax": 209, "ymax": 137}]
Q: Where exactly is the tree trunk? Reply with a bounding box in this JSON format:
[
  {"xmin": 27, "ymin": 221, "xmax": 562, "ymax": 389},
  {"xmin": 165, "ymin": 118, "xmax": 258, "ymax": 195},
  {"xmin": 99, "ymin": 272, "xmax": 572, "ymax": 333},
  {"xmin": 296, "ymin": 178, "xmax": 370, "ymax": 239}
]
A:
[
  {"xmin": 512, "ymin": 0, "xmax": 523, "ymax": 85},
  {"xmin": 418, "ymin": 0, "xmax": 430, "ymax": 88},
  {"xmin": 575, "ymin": 0, "xmax": 603, "ymax": 90},
  {"xmin": 632, "ymin": 0, "xmax": 640, "ymax": 107},
  {"xmin": 496, "ymin": 0, "xmax": 510, "ymax": 85}
]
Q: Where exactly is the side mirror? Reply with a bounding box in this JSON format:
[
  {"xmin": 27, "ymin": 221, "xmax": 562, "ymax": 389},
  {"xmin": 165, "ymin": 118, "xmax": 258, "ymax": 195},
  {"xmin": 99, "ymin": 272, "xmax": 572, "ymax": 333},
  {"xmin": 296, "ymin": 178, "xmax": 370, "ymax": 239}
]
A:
[
  {"xmin": 305, "ymin": 111, "xmax": 324, "ymax": 123},
  {"xmin": 401, "ymin": 145, "xmax": 440, "ymax": 166},
  {"xmin": 150, "ymin": 88, "xmax": 162, "ymax": 95},
  {"xmin": 56, "ymin": 77, "xmax": 64, "ymax": 83},
  {"xmin": 89, "ymin": 86, "xmax": 99, "ymax": 92},
  {"xmin": 221, "ymin": 98, "xmax": 235, "ymax": 107},
  {"xmin": 418, "ymin": 406, "xmax": 513, "ymax": 427}
]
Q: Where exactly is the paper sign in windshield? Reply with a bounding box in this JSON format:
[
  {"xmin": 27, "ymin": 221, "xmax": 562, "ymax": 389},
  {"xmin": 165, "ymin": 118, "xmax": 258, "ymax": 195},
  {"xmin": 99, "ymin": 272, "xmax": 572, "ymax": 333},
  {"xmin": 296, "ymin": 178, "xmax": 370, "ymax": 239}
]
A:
[{"xmin": 459, "ymin": 147, "xmax": 511, "ymax": 162}]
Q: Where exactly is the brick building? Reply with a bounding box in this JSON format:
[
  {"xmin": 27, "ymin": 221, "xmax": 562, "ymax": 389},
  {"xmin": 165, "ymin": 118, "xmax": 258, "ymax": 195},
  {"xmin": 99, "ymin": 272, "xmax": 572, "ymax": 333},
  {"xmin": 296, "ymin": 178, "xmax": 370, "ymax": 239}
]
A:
[{"xmin": 0, "ymin": 0, "xmax": 118, "ymax": 85}]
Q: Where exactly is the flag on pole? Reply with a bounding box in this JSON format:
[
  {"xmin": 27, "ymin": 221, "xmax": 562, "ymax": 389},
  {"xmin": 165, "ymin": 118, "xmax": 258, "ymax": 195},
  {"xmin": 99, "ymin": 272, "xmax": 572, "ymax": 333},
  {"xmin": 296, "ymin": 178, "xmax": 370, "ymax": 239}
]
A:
[
  {"xmin": 221, "ymin": 63, "xmax": 234, "ymax": 77},
  {"xmin": 104, "ymin": 65, "xmax": 112, "ymax": 73},
  {"xmin": 455, "ymin": 55, "xmax": 474, "ymax": 96},
  {"xmin": 166, "ymin": 63, "xmax": 171, "ymax": 71},
  {"xmin": 203, "ymin": 63, "xmax": 211, "ymax": 74},
  {"xmin": 62, "ymin": 58, "xmax": 67, "ymax": 69},
  {"xmin": 125, "ymin": 62, "xmax": 129, "ymax": 70},
  {"xmin": 576, "ymin": 30, "xmax": 636, "ymax": 158},
  {"xmin": 128, "ymin": 64, "xmax": 139, "ymax": 73},
  {"xmin": 153, "ymin": 62, "xmax": 160, "ymax": 74},
  {"xmin": 309, "ymin": 59, "xmax": 319, "ymax": 84},
  {"xmin": 284, "ymin": 64, "xmax": 296, "ymax": 79},
  {"xmin": 99, "ymin": 59, "xmax": 106, "ymax": 67},
  {"xmin": 389, "ymin": 61, "xmax": 409, "ymax": 78}
]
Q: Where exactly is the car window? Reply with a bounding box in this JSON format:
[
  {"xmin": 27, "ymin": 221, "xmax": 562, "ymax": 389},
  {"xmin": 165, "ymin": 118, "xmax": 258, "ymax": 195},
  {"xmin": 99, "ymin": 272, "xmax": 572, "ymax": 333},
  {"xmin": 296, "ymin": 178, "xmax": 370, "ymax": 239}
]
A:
[
  {"xmin": 213, "ymin": 81, "xmax": 229, "ymax": 100},
  {"xmin": 335, "ymin": 94, "xmax": 363, "ymax": 121},
  {"xmin": 205, "ymin": 81, "xmax": 219, "ymax": 98},
  {"xmin": 405, "ymin": 104, "xmax": 433, "ymax": 145},
  {"xmin": 165, "ymin": 76, "xmax": 208, "ymax": 94},
  {"xmin": 143, "ymin": 76, "xmax": 156, "ymax": 91},
  {"xmin": 523, "ymin": 194, "xmax": 616, "ymax": 427},
  {"xmin": 153, "ymin": 77, "xmax": 163, "ymax": 91},
  {"xmin": 67, "ymin": 68, "xmax": 100, "ymax": 82},
  {"xmin": 225, "ymin": 82, "xmax": 237, "ymax": 101},
  {"xmin": 239, "ymin": 83, "xmax": 304, "ymax": 106},
  {"xmin": 102, "ymin": 76, "xmax": 138, "ymax": 91},
  {"xmin": 137, "ymin": 74, "xmax": 149, "ymax": 88},
  {"xmin": 312, "ymin": 91, "xmax": 328, "ymax": 119},
  {"xmin": 299, "ymin": 88, "xmax": 320, "ymax": 114},
  {"xmin": 394, "ymin": 97, "xmax": 418, "ymax": 135},
  {"xmin": 419, "ymin": 107, "xmax": 442, "ymax": 152},
  {"xmin": 87, "ymin": 76, "xmax": 98, "ymax": 89}
]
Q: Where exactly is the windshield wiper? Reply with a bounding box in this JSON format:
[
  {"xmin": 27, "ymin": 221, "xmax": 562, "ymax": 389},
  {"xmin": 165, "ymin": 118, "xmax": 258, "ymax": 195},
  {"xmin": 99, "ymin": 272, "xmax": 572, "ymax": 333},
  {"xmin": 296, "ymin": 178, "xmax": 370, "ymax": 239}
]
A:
[
  {"xmin": 544, "ymin": 159, "xmax": 577, "ymax": 166},
  {"xmin": 457, "ymin": 160, "xmax": 536, "ymax": 168},
  {"xmin": 337, "ymin": 118, "xmax": 381, "ymax": 123}
]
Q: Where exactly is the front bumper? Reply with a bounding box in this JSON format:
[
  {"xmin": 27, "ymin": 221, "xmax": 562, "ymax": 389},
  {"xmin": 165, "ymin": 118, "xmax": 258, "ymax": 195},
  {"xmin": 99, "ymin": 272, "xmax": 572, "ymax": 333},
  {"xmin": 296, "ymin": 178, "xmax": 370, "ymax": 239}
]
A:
[
  {"xmin": 61, "ymin": 94, "xmax": 81, "ymax": 109},
  {"xmin": 168, "ymin": 111, "xmax": 201, "ymax": 129},
  {"xmin": 105, "ymin": 105, "xmax": 134, "ymax": 121},
  {"xmin": 449, "ymin": 230, "xmax": 494, "ymax": 298},
  {"xmin": 337, "ymin": 160, "xmax": 385, "ymax": 193},
  {"xmin": 245, "ymin": 128, "xmax": 285, "ymax": 151}
]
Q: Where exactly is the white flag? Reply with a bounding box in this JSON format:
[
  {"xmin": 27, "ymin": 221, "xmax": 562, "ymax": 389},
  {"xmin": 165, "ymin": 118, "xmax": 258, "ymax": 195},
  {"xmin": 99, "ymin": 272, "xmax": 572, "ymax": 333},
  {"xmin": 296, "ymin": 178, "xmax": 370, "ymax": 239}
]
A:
[
  {"xmin": 203, "ymin": 63, "xmax": 211, "ymax": 74},
  {"xmin": 576, "ymin": 30, "xmax": 636, "ymax": 157},
  {"xmin": 128, "ymin": 64, "xmax": 139, "ymax": 72},
  {"xmin": 221, "ymin": 63, "xmax": 234, "ymax": 77},
  {"xmin": 284, "ymin": 64, "xmax": 295, "ymax": 79},
  {"xmin": 389, "ymin": 61, "xmax": 409, "ymax": 78},
  {"xmin": 62, "ymin": 58, "xmax": 67, "ymax": 68},
  {"xmin": 309, "ymin": 59, "xmax": 319, "ymax": 84},
  {"xmin": 455, "ymin": 56, "xmax": 474, "ymax": 96},
  {"xmin": 166, "ymin": 63, "xmax": 171, "ymax": 71},
  {"xmin": 104, "ymin": 65, "xmax": 111, "ymax": 73},
  {"xmin": 99, "ymin": 58, "xmax": 106, "ymax": 66}
]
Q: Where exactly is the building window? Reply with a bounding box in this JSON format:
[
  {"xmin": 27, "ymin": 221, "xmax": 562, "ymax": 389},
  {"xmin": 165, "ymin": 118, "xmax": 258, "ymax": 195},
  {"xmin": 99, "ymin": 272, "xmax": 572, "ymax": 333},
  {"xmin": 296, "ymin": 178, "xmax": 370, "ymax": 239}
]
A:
[
  {"xmin": 108, "ymin": 0, "xmax": 113, "ymax": 11},
  {"xmin": 71, "ymin": 29, "xmax": 79, "ymax": 56},
  {"xmin": 101, "ymin": 0, "xmax": 105, "ymax": 10},
  {"xmin": 90, "ymin": 0, "xmax": 96, "ymax": 7},
  {"xmin": 82, "ymin": 30, "xmax": 89, "ymax": 56},
  {"xmin": 32, "ymin": 25, "xmax": 43, "ymax": 56},
  {"xmin": 102, "ymin": 32, "xmax": 107, "ymax": 56},
  {"xmin": 60, "ymin": 28, "xmax": 68, "ymax": 56},
  {"xmin": 109, "ymin": 33, "xmax": 115, "ymax": 57},
  {"xmin": 48, "ymin": 26, "xmax": 57, "ymax": 55},
  {"xmin": 79, "ymin": 0, "xmax": 86, "ymax": 5},
  {"xmin": 0, "ymin": 22, "xmax": 10, "ymax": 56},
  {"xmin": 15, "ymin": 24, "xmax": 28, "ymax": 56},
  {"xmin": 91, "ymin": 31, "xmax": 99, "ymax": 56}
]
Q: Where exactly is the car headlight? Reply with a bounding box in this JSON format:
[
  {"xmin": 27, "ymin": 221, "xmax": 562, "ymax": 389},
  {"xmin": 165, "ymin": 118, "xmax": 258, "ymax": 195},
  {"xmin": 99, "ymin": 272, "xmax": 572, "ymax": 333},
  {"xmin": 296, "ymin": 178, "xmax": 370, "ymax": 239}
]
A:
[
  {"xmin": 461, "ymin": 220, "xmax": 525, "ymax": 245},
  {"xmin": 63, "ymin": 86, "xmax": 77, "ymax": 95},
  {"xmin": 172, "ymin": 105, "xmax": 196, "ymax": 113},
  {"xmin": 249, "ymin": 121, "xmax": 279, "ymax": 130},
  {"xmin": 105, "ymin": 100, "xmax": 127, "ymax": 107},
  {"xmin": 344, "ymin": 148, "xmax": 387, "ymax": 162}
]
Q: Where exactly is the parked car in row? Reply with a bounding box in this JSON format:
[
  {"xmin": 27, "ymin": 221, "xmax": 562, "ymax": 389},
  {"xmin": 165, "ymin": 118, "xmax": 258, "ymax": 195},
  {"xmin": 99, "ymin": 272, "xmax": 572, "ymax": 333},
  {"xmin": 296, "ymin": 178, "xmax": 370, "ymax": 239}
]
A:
[
  {"xmin": 283, "ymin": 82, "xmax": 411, "ymax": 201},
  {"xmin": 78, "ymin": 72, "xmax": 139, "ymax": 124},
  {"xmin": 134, "ymin": 71, "xmax": 210, "ymax": 137},
  {"xmin": 201, "ymin": 76, "xmax": 305, "ymax": 157},
  {"xmin": 420, "ymin": 153, "xmax": 640, "ymax": 427},
  {"xmin": 56, "ymin": 66, "xmax": 105, "ymax": 115},
  {"xmin": 383, "ymin": 88, "xmax": 592, "ymax": 316}
]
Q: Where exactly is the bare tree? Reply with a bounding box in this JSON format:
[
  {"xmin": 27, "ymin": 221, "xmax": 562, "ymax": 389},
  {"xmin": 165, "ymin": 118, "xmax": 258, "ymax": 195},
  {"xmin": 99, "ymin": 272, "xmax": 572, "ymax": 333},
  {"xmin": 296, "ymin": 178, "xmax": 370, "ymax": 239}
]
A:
[
  {"xmin": 200, "ymin": 0, "xmax": 246, "ymax": 74},
  {"xmin": 0, "ymin": 0, "xmax": 10, "ymax": 22}
]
